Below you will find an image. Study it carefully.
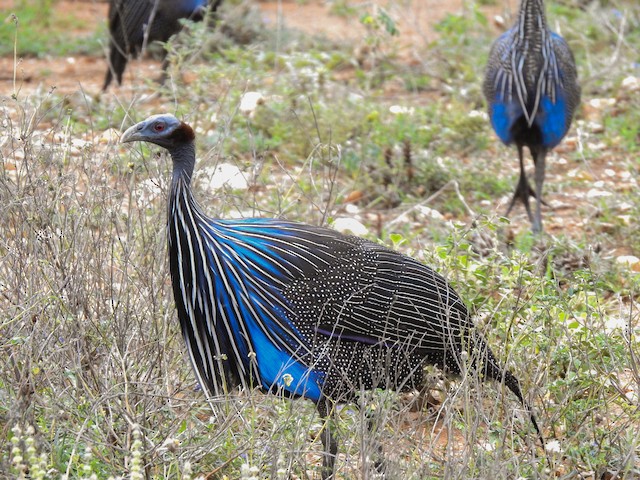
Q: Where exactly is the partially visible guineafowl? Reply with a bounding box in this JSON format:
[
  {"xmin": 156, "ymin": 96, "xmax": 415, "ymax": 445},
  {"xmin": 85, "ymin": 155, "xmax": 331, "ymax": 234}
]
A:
[
  {"xmin": 121, "ymin": 113, "xmax": 545, "ymax": 479},
  {"xmin": 483, "ymin": 0, "xmax": 580, "ymax": 233},
  {"xmin": 103, "ymin": 0, "xmax": 223, "ymax": 90}
]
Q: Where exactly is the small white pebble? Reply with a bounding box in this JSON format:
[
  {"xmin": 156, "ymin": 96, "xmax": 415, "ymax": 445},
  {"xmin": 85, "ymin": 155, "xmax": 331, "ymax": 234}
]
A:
[
  {"xmin": 389, "ymin": 105, "xmax": 414, "ymax": 115},
  {"xmin": 344, "ymin": 203, "xmax": 360, "ymax": 215},
  {"xmin": 588, "ymin": 98, "xmax": 616, "ymax": 109},
  {"xmin": 416, "ymin": 205, "xmax": 444, "ymax": 221},
  {"xmin": 604, "ymin": 316, "xmax": 628, "ymax": 332},
  {"xmin": 239, "ymin": 92, "xmax": 264, "ymax": 115},
  {"xmin": 587, "ymin": 121, "xmax": 604, "ymax": 133},
  {"xmin": 480, "ymin": 441, "xmax": 495, "ymax": 451},
  {"xmin": 621, "ymin": 75, "xmax": 640, "ymax": 92},
  {"xmin": 468, "ymin": 110, "xmax": 488, "ymax": 120},
  {"xmin": 545, "ymin": 439, "xmax": 562, "ymax": 453},
  {"xmin": 332, "ymin": 217, "xmax": 368, "ymax": 236},
  {"xmin": 493, "ymin": 14, "xmax": 505, "ymax": 27},
  {"xmin": 586, "ymin": 188, "xmax": 611, "ymax": 199},
  {"xmin": 616, "ymin": 255, "xmax": 640, "ymax": 267},
  {"xmin": 198, "ymin": 163, "xmax": 248, "ymax": 192}
]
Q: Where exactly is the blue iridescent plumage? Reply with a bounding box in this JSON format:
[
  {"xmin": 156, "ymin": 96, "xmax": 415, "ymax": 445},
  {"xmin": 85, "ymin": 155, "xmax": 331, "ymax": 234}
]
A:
[
  {"xmin": 483, "ymin": 0, "xmax": 580, "ymax": 233},
  {"xmin": 121, "ymin": 114, "xmax": 544, "ymax": 478}
]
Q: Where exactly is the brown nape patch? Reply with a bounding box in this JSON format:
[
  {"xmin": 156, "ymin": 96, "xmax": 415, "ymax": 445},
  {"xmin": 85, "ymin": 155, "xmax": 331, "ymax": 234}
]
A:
[{"xmin": 174, "ymin": 122, "xmax": 196, "ymax": 143}]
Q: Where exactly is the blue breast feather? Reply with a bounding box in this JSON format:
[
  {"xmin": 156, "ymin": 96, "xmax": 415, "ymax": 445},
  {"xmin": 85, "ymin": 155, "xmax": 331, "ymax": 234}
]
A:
[{"xmin": 200, "ymin": 219, "xmax": 325, "ymax": 401}]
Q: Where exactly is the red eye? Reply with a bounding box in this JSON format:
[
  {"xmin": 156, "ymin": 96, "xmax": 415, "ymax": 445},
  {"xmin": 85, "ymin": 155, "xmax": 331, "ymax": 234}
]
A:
[{"xmin": 154, "ymin": 123, "xmax": 165, "ymax": 132}]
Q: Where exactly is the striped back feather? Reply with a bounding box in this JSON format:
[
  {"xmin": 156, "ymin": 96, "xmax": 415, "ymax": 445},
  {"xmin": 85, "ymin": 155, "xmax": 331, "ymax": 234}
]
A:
[{"xmin": 483, "ymin": 0, "xmax": 580, "ymax": 148}]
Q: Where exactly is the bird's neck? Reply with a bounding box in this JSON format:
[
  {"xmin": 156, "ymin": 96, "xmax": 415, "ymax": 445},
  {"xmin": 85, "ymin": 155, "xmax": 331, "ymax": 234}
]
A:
[
  {"xmin": 167, "ymin": 142, "xmax": 210, "ymax": 227},
  {"xmin": 516, "ymin": 0, "xmax": 548, "ymax": 40},
  {"xmin": 169, "ymin": 142, "xmax": 197, "ymax": 188}
]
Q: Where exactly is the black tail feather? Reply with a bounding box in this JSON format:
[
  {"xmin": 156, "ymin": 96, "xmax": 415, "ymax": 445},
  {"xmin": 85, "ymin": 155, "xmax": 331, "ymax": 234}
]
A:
[{"xmin": 501, "ymin": 369, "xmax": 546, "ymax": 451}]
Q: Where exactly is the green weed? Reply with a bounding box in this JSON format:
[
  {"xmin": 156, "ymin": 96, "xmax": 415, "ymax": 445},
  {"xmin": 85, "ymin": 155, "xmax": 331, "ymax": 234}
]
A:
[{"xmin": 0, "ymin": 2, "xmax": 103, "ymax": 57}]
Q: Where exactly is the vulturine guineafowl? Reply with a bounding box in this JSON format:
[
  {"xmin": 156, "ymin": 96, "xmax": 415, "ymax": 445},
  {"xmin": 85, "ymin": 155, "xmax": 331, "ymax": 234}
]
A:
[
  {"xmin": 483, "ymin": 0, "xmax": 580, "ymax": 233},
  {"xmin": 121, "ymin": 114, "xmax": 544, "ymax": 479},
  {"xmin": 103, "ymin": 0, "xmax": 223, "ymax": 90}
]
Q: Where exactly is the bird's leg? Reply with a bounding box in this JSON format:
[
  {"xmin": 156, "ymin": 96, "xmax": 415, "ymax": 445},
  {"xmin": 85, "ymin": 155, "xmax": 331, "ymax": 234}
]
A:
[
  {"xmin": 102, "ymin": 69, "xmax": 114, "ymax": 92},
  {"xmin": 531, "ymin": 146, "xmax": 548, "ymax": 234},
  {"xmin": 317, "ymin": 398, "xmax": 338, "ymax": 480},
  {"xmin": 505, "ymin": 144, "xmax": 534, "ymax": 225}
]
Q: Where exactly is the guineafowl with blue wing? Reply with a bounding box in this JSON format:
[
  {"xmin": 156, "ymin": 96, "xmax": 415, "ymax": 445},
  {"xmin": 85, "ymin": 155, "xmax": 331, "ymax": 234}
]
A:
[
  {"xmin": 121, "ymin": 114, "xmax": 544, "ymax": 479},
  {"xmin": 103, "ymin": 0, "xmax": 223, "ymax": 90},
  {"xmin": 483, "ymin": 0, "xmax": 580, "ymax": 233}
]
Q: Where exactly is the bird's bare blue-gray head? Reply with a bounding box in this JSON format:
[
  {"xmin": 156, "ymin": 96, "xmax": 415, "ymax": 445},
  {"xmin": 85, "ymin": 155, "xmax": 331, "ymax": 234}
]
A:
[
  {"xmin": 121, "ymin": 114, "xmax": 195, "ymax": 149},
  {"xmin": 121, "ymin": 114, "xmax": 196, "ymax": 182}
]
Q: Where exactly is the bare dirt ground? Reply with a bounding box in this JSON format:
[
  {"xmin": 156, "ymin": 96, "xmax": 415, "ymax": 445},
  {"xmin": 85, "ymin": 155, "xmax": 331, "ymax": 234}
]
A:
[
  {"xmin": 0, "ymin": 0, "xmax": 632, "ymax": 244},
  {"xmin": 0, "ymin": 0, "xmax": 471, "ymax": 94}
]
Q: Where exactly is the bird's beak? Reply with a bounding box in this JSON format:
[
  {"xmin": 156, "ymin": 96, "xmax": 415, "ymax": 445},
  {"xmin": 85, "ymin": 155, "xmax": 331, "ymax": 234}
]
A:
[{"xmin": 120, "ymin": 120, "xmax": 146, "ymax": 144}]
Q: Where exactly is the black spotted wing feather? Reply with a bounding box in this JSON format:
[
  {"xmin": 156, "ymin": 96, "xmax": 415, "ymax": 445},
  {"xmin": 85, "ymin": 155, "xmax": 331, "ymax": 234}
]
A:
[{"xmin": 283, "ymin": 236, "xmax": 474, "ymax": 363}]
